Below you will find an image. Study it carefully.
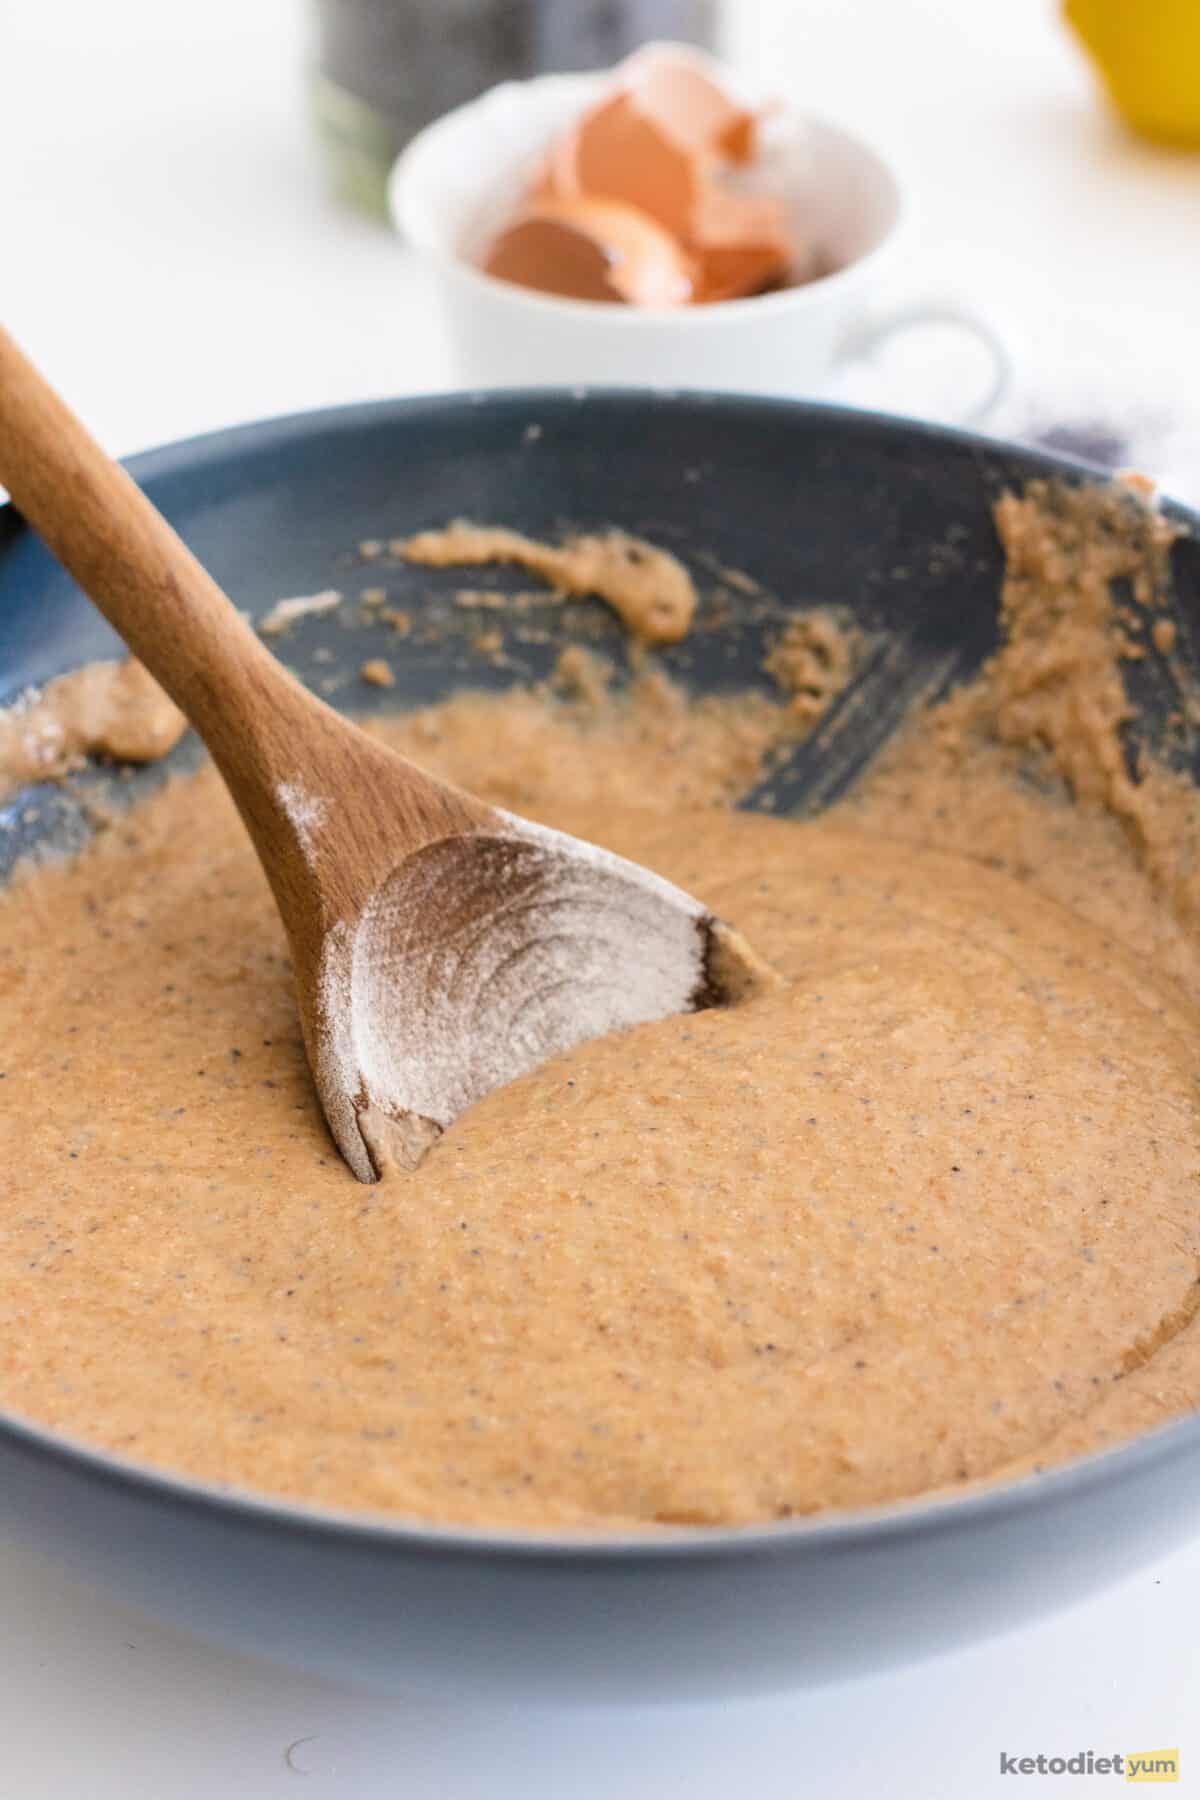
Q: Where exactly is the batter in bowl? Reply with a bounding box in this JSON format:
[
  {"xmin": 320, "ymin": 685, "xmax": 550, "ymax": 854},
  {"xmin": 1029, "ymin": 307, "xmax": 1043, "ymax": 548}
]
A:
[{"xmin": 1, "ymin": 481, "xmax": 1199, "ymax": 1529}]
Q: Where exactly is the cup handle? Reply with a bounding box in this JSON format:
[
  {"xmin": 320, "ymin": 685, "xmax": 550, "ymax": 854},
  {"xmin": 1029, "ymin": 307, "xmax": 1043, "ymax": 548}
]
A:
[{"xmin": 833, "ymin": 294, "xmax": 1013, "ymax": 427}]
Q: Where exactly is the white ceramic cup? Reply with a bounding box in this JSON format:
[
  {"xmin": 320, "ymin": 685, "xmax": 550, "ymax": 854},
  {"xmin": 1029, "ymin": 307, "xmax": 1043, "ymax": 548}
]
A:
[{"xmin": 390, "ymin": 66, "xmax": 1011, "ymax": 424}]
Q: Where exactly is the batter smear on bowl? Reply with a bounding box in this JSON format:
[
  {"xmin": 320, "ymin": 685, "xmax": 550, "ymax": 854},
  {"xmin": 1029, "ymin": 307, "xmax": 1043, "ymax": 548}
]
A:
[{"xmin": 2, "ymin": 481, "xmax": 1200, "ymax": 1530}]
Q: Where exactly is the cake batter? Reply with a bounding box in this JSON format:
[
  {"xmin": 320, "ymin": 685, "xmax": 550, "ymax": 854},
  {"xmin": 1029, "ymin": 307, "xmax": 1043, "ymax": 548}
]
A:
[{"xmin": 1, "ymin": 481, "xmax": 1198, "ymax": 1529}]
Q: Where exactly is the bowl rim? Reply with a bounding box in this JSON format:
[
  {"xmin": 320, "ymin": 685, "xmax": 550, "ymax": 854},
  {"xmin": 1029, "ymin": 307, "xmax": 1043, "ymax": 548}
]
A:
[{"xmin": 3, "ymin": 384, "xmax": 1198, "ymax": 1565}]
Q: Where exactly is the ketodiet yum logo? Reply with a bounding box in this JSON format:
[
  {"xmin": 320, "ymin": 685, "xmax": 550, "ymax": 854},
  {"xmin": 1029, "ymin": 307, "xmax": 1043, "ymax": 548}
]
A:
[{"xmin": 999, "ymin": 1748, "xmax": 1179, "ymax": 1782}]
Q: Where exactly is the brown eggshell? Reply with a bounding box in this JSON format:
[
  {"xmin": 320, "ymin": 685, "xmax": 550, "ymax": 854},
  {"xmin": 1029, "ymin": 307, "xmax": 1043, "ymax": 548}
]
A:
[
  {"xmin": 549, "ymin": 91, "xmax": 700, "ymax": 241},
  {"xmin": 484, "ymin": 49, "xmax": 793, "ymax": 307},
  {"xmin": 689, "ymin": 184, "xmax": 794, "ymax": 302},
  {"xmin": 624, "ymin": 49, "xmax": 759, "ymax": 164},
  {"xmin": 483, "ymin": 197, "xmax": 697, "ymax": 307}
]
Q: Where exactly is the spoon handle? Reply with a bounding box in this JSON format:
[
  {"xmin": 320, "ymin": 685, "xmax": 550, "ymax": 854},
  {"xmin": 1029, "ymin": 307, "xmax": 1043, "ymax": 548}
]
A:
[{"xmin": 0, "ymin": 324, "xmax": 306, "ymax": 767}]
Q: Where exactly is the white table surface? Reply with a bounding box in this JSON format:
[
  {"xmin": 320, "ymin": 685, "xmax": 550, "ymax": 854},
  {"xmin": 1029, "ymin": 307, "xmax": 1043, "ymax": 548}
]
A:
[{"xmin": 4, "ymin": 2, "xmax": 1200, "ymax": 1794}]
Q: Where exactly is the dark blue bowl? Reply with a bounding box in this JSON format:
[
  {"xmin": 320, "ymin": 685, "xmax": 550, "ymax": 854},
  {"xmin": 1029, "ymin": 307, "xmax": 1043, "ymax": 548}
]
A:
[{"xmin": 2, "ymin": 390, "xmax": 1199, "ymax": 1701}]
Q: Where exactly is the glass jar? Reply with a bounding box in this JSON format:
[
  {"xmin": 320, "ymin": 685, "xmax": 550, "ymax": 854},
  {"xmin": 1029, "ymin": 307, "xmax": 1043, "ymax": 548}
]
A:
[{"xmin": 310, "ymin": 0, "xmax": 718, "ymax": 217}]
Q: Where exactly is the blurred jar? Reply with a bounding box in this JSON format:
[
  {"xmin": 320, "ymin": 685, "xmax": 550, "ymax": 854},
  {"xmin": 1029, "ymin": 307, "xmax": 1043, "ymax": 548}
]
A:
[{"xmin": 310, "ymin": 0, "xmax": 718, "ymax": 218}]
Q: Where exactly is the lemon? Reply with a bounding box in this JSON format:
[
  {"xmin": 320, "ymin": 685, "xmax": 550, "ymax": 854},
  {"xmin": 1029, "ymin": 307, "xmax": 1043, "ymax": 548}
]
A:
[{"xmin": 1064, "ymin": 0, "xmax": 1200, "ymax": 147}]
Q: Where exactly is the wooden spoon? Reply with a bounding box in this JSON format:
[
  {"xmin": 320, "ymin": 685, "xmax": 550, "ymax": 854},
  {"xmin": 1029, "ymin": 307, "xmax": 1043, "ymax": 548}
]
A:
[{"xmin": 0, "ymin": 327, "xmax": 763, "ymax": 1181}]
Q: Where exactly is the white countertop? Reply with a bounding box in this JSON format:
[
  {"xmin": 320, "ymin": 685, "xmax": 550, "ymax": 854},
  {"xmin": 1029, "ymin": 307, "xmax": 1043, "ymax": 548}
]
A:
[{"xmin": 5, "ymin": 1, "xmax": 1200, "ymax": 1793}]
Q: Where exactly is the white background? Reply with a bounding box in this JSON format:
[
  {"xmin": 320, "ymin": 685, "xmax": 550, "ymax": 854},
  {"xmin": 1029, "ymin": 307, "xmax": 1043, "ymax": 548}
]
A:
[{"xmin": 4, "ymin": 1, "xmax": 1200, "ymax": 1793}]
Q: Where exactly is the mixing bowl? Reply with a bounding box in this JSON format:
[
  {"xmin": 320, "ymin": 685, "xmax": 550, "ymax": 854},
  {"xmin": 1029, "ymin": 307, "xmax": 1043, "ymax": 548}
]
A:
[{"xmin": 2, "ymin": 391, "xmax": 1199, "ymax": 1703}]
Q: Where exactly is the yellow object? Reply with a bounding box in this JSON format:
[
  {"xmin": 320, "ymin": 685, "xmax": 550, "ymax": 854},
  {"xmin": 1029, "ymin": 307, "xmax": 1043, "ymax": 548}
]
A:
[{"xmin": 1064, "ymin": 0, "xmax": 1200, "ymax": 147}]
